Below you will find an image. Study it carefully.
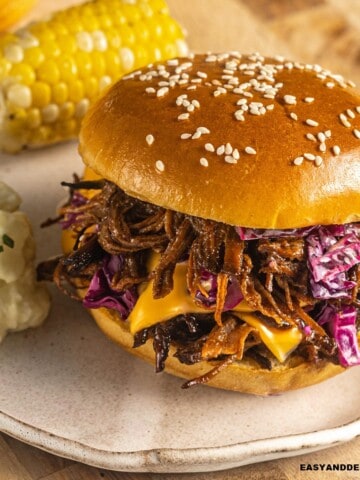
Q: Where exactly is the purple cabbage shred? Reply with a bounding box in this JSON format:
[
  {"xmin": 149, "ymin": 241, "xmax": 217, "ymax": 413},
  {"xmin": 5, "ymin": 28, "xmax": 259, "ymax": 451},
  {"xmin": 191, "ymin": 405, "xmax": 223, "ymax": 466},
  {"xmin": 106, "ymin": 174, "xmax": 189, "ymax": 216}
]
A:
[
  {"xmin": 83, "ymin": 255, "xmax": 138, "ymax": 319},
  {"xmin": 318, "ymin": 304, "xmax": 360, "ymax": 366},
  {"xmin": 195, "ymin": 271, "xmax": 243, "ymax": 310}
]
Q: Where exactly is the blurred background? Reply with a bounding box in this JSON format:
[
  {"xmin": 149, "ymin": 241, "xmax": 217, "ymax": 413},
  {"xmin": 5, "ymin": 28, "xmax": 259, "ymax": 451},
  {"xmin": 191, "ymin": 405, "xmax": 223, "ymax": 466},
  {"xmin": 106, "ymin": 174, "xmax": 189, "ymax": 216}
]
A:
[{"xmin": 16, "ymin": 0, "xmax": 360, "ymax": 85}]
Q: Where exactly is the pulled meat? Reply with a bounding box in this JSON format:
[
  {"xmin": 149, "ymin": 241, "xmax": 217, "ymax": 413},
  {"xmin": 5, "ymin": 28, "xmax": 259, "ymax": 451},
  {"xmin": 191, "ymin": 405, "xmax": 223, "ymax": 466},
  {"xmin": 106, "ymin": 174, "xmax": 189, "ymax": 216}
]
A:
[{"xmin": 40, "ymin": 179, "xmax": 357, "ymax": 386}]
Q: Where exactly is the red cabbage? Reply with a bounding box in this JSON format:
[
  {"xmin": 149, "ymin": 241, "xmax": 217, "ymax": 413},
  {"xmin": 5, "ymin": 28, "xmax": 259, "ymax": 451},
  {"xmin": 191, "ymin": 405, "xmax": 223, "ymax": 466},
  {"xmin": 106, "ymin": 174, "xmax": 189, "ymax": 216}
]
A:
[
  {"xmin": 236, "ymin": 226, "xmax": 315, "ymax": 240},
  {"xmin": 195, "ymin": 271, "xmax": 243, "ymax": 310},
  {"xmin": 307, "ymin": 228, "xmax": 360, "ymax": 299},
  {"xmin": 61, "ymin": 191, "xmax": 87, "ymax": 229},
  {"xmin": 318, "ymin": 304, "xmax": 360, "ymax": 366},
  {"xmin": 236, "ymin": 223, "xmax": 360, "ymax": 241},
  {"xmin": 83, "ymin": 255, "xmax": 138, "ymax": 319},
  {"xmin": 236, "ymin": 222, "xmax": 360, "ymax": 301}
]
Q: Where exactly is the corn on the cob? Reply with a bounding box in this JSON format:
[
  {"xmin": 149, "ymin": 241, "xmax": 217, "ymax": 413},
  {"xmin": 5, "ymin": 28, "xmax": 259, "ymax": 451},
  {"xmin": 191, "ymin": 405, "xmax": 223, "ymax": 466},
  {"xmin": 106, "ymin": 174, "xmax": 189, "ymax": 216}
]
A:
[
  {"xmin": 0, "ymin": 0, "xmax": 37, "ymax": 32},
  {"xmin": 0, "ymin": 0, "xmax": 188, "ymax": 153}
]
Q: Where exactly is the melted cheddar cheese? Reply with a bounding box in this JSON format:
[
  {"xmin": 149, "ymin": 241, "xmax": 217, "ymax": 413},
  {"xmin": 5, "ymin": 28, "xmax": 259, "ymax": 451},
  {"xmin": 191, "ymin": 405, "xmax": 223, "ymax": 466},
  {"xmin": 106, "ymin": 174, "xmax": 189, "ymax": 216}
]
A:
[{"xmin": 128, "ymin": 258, "xmax": 303, "ymax": 363}]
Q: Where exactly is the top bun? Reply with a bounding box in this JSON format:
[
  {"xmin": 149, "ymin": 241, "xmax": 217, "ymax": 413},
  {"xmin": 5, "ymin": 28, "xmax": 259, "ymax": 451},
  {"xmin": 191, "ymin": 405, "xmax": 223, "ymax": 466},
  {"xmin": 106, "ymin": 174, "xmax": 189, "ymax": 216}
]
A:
[{"xmin": 79, "ymin": 52, "xmax": 360, "ymax": 229}]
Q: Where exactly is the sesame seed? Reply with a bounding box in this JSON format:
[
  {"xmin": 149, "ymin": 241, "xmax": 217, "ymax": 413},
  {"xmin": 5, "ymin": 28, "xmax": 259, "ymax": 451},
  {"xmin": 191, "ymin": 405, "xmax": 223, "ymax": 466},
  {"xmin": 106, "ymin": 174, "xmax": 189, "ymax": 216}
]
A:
[
  {"xmin": 232, "ymin": 148, "xmax": 240, "ymax": 160},
  {"xmin": 178, "ymin": 113, "xmax": 190, "ymax": 120},
  {"xmin": 217, "ymin": 145, "xmax": 225, "ymax": 155},
  {"xmin": 214, "ymin": 87, "xmax": 227, "ymax": 96},
  {"xmin": 315, "ymin": 156, "xmax": 323, "ymax": 166},
  {"xmin": 249, "ymin": 108, "xmax": 261, "ymax": 116},
  {"xmin": 200, "ymin": 157, "xmax": 209, "ymax": 167},
  {"xmin": 192, "ymin": 99, "xmax": 200, "ymax": 108},
  {"xmin": 157, "ymin": 86, "xmax": 169, "ymax": 97},
  {"xmin": 155, "ymin": 160, "xmax": 165, "ymax": 172},
  {"xmin": 304, "ymin": 153, "xmax": 315, "ymax": 161},
  {"xmin": 234, "ymin": 110, "xmax": 244, "ymax": 121},
  {"xmin": 197, "ymin": 71, "xmax": 208, "ymax": 79},
  {"xmin": 347, "ymin": 109, "xmax": 356, "ymax": 119},
  {"xmin": 356, "ymin": 106, "xmax": 360, "ymax": 114},
  {"xmin": 353, "ymin": 129, "xmax": 360, "ymax": 139},
  {"xmin": 266, "ymin": 104, "xmax": 275, "ymax": 110},
  {"xmin": 187, "ymin": 104, "xmax": 195, "ymax": 112},
  {"xmin": 180, "ymin": 133, "xmax": 191, "ymax": 140},
  {"xmin": 325, "ymin": 130, "xmax": 332, "ymax": 138},
  {"xmin": 176, "ymin": 94, "xmax": 187, "ymax": 105},
  {"xmin": 319, "ymin": 143, "xmax": 326, "ymax": 152},
  {"xmin": 245, "ymin": 146, "xmax": 257, "ymax": 155},
  {"xmin": 290, "ymin": 112, "xmax": 298, "ymax": 121},
  {"xmin": 225, "ymin": 155, "xmax": 237, "ymax": 164},
  {"xmin": 332, "ymin": 145, "xmax": 341, "ymax": 156},
  {"xmin": 146, "ymin": 134, "xmax": 154, "ymax": 145},
  {"xmin": 205, "ymin": 143, "xmax": 215, "ymax": 152},
  {"xmin": 224, "ymin": 143, "xmax": 232, "ymax": 155},
  {"xmin": 304, "ymin": 97, "xmax": 314, "ymax": 103},
  {"xmin": 197, "ymin": 126, "xmax": 210, "ymax": 134},
  {"xmin": 305, "ymin": 119, "xmax": 319, "ymax": 127},
  {"xmin": 326, "ymin": 82, "xmax": 335, "ymax": 89},
  {"xmin": 145, "ymin": 87, "xmax": 156, "ymax": 94},
  {"xmin": 317, "ymin": 132, "xmax": 326, "ymax": 143},
  {"xmin": 306, "ymin": 133, "xmax": 316, "ymax": 142},
  {"xmin": 339, "ymin": 113, "xmax": 351, "ymax": 128},
  {"xmin": 293, "ymin": 156, "xmax": 304, "ymax": 166},
  {"xmin": 192, "ymin": 131, "xmax": 202, "ymax": 139},
  {"xmin": 167, "ymin": 59, "xmax": 179, "ymax": 66},
  {"xmin": 205, "ymin": 54, "xmax": 217, "ymax": 62},
  {"xmin": 284, "ymin": 94, "xmax": 297, "ymax": 105}
]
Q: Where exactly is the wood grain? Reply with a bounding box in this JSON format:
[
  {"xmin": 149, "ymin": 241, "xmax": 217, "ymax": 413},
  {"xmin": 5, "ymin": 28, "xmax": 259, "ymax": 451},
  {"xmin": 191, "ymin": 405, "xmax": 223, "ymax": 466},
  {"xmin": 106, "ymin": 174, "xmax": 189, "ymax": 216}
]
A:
[{"xmin": 1, "ymin": 0, "xmax": 360, "ymax": 478}]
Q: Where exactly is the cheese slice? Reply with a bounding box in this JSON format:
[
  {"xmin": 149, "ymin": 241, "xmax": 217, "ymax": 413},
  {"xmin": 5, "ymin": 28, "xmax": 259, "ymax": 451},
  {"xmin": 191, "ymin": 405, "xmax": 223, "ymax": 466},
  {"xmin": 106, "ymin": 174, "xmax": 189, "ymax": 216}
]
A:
[{"xmin": 128, "ymin": 260, "xmax": 303, "ymax": 363}]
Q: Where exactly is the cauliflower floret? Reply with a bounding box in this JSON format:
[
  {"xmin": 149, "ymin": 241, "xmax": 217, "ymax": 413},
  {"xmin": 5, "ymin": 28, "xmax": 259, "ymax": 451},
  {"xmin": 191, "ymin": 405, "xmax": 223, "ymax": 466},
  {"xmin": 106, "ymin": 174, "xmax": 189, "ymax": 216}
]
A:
[{"xmin": 0, "ymin": 181, "xmax": 50, "ymax": 342}]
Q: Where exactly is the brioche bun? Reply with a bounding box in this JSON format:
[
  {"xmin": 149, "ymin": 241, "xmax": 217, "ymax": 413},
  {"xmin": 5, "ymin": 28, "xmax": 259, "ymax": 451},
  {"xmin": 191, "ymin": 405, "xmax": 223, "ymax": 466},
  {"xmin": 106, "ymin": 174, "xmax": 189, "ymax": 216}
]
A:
[
  {"xmin": 73, "ymin": 52, "xmax": 360, "ymax": 394},
  {"xmin": 79, "ymin": 52, "xmax": 360, "ymax": 229}
]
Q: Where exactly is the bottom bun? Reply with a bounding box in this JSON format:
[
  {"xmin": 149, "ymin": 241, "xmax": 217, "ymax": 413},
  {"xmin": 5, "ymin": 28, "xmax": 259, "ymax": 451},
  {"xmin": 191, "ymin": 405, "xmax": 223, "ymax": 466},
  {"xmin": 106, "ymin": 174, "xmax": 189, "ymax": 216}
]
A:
[{"xmin": 88, "ymin": 306, "xmax": 345, "ymax": 396}]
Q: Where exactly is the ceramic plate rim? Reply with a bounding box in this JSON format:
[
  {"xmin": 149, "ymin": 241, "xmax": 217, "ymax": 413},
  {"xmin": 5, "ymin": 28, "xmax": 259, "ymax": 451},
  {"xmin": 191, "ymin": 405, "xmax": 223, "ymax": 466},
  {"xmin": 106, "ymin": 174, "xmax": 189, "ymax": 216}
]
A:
[{"xmin": 1, "ymin": 409, "xmax": 359, "ymax": 473}]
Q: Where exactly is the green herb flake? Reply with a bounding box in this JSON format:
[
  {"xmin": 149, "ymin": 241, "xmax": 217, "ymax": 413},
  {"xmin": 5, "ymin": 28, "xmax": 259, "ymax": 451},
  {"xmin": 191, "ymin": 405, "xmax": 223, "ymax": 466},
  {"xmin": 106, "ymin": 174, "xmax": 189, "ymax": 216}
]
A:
[{"xmin": 2, "ymin": 234, "xmax": 14, "ymax": 249}]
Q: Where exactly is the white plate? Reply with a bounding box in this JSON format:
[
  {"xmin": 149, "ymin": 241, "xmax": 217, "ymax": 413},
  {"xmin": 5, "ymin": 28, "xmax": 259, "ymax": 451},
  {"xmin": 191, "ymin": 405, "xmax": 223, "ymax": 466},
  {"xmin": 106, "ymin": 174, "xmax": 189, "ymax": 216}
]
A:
[{"xmin": 1, "ymin": 143, "xmax": 360, "ymax": 473}]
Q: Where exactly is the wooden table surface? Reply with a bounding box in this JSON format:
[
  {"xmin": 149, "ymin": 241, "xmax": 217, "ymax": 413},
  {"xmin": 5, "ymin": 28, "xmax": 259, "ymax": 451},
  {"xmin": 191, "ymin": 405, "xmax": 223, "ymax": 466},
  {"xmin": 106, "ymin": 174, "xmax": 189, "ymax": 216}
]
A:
[{"xmin": 1, "ymin": 0, "xmax": 360, "ymax": 478}]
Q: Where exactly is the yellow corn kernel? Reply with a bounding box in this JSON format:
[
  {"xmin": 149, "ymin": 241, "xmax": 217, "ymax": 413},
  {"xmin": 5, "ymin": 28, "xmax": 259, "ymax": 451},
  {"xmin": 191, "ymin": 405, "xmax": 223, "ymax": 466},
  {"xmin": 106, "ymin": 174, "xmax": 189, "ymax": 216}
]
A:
[
  {"xmin": 83, "ymin": 76, "xmax": 98, "ymax": 99},
  {"xmin": 26, "ymin": 108, "xmax": 41, "ymax": 129},
  {"xmin": 0, "ymin": 0, "xmax": 188, "ymax": 153},
  {"xmin": 59, "ymin": 101, "xmax": 75, "ymax": 121},
  {"xmin": 37, "ymin": 59, "xmax": 60, "ymax": 85},
  {"xmin": 8, "ymin": 63, "xmax": 35, "ymax": 85},
  {"xmin": 31, "ymin": 81, "xmax": 51, "ymax": 108},
  {"xmin": 52, "ymin": 82, "xmax": 68, "ymax": 104},
  {"xmin": 23, "ymin": 47, "xmax": 45, "ymax": 69},
  {"xmin": 68, "ymin": 79, "xmax": 84, "ymax": 103}
]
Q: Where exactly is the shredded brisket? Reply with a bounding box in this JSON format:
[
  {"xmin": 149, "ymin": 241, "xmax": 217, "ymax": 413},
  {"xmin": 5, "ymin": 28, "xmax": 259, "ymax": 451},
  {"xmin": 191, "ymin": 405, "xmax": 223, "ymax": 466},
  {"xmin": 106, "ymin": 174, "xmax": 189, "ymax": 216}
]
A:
[{"xmin": 40, "ymin": 179, "xmax": 360, "ymax": 385}]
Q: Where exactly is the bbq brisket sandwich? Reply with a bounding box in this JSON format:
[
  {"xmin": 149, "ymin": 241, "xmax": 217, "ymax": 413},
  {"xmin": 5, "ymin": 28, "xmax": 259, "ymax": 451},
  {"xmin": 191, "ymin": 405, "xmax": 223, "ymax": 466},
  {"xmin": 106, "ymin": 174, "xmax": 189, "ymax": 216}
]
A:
[{"xmin": 48, "ymin": 52, "xmax": 360, "ymax": 395}]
